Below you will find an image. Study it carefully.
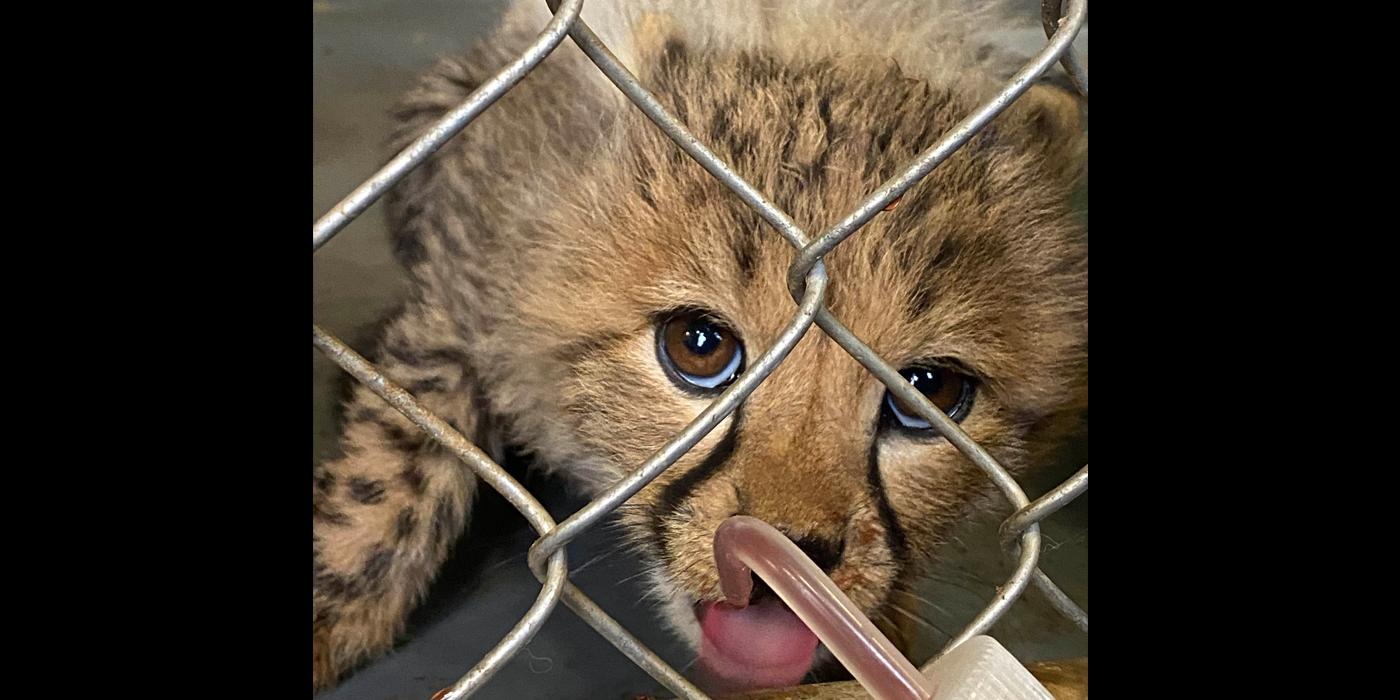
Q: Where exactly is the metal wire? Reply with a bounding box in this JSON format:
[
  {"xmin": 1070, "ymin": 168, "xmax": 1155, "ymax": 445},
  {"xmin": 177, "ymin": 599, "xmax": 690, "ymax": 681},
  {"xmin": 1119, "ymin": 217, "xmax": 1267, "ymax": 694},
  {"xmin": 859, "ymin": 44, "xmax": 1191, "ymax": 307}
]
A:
[
  {"xmin": 1000, "ymin": 466, "xmax": 1090, "ymax": 632},
  {"xmin": 311, "ymin": 0, "xmax": 585, "ymax": 252},
  {"xmin": 1042, "ymin": 0, "xmax": 1088, "ymax": 98},
  {"xmin": 1003, "ymin": 467, "xmax": 1089, "ymax": 543},
  {"xmin": 313, "ymin": 0, "xmax": 1090, "ymax": 696}
]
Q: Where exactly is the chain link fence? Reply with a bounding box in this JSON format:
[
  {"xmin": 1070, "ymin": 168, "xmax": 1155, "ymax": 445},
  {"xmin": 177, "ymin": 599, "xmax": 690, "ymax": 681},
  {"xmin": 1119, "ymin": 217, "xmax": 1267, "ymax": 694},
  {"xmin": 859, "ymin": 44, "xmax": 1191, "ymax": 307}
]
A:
[{"xmin": 312, "ymin": 1, "xmax": 1088, "ymax": 697}]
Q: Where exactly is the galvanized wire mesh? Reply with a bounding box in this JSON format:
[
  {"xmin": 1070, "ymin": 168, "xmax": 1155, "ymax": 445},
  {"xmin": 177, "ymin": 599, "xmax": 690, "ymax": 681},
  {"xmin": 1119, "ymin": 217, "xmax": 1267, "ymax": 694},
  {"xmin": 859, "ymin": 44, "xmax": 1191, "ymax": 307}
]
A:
[{"xmin": 312, "ymin": 1, "xmax": 1089, "ymax": 697}]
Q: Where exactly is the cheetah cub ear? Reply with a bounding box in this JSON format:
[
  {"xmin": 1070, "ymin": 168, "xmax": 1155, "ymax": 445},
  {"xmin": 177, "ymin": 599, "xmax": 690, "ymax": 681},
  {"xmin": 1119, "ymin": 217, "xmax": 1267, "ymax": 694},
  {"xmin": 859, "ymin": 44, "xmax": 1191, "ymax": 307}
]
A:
[{"xmin": 1005, "ymin": 82, "xmax": 1087, "ymax": 186}]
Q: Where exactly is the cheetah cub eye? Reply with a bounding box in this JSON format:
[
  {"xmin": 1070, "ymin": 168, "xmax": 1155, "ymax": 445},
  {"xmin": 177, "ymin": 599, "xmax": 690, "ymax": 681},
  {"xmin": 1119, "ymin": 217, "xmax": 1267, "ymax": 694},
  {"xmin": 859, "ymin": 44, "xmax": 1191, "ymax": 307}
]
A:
[
  {"xmin": 656, "ymin": 310, "xmax": 745, "ymax": 393},
  {"xmin": 883, "ymin": 365, "xmax": 977, "ymax": 431}
]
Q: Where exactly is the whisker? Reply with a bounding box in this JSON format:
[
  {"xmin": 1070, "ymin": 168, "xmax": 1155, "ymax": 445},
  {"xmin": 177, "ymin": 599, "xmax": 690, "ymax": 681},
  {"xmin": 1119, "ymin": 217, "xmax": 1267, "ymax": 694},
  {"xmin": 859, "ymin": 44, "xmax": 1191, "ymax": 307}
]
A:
[
  {"xmin": 568, "ymin": 548, "xmax": 620, "ymax": 577},
  {"xmin": 896, "ymin": 588, "xmax": 958, "ymax": 619},
  {"xmin": 678, "ymin": 653, "xmax": 701, "ymax": 674},
  {"xmin": 919, "ymin": 572, "xmax": 995, "ymax": 599},
  {"xmin": 615, "ymin": 564, "xmax": 665, "ymax": 588},
  {"xmin": 481, "ymin": 549, "xmax": 529, "ymax": 574},
  {"xmin": 886, "ymin": 601, "xmax": 954, "ymax": 640}
]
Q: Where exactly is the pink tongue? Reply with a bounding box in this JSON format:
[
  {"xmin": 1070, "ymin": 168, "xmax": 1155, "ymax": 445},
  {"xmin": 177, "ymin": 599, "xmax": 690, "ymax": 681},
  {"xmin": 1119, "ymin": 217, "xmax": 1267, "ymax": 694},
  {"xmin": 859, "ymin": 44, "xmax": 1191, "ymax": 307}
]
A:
[{"xmin": 695, "ymin": 599, "xmax": 820, "ymax": 693}]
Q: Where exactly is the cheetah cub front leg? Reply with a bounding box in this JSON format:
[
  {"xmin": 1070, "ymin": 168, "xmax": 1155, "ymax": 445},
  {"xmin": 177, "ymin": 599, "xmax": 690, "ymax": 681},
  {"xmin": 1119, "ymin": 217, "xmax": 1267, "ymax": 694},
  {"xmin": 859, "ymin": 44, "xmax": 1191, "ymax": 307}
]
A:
[{"xmin": 312, "ymin": 300, "xmax": 484, "ymax": 691}]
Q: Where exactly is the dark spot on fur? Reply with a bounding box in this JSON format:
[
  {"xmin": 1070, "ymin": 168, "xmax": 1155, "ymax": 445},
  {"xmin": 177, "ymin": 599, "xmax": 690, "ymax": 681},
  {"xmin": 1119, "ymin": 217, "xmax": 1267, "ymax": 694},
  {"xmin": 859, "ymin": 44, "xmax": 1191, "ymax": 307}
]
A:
[
  {"xmin": 384, "ymin": 188, "xmax": 430, "ymax": 267},
  {"xmin": 393, "ymin": 225, "xmax": 428, "ymax": 266},
  {"xmin": 909, "ymin": 238, "xmax": 961, "ymax": 314},
  {"xmin": 430, "ymin": 496, "xmax": 460, "ymax": 546},
  {"xmin": 731, "ymin": 228, "xmax": 759, "ymax": 282},
  {"xmin": 315, "ymin": 570, "xmax": 360, "ymax": 600},
  {"xmin": 724, "ymin": 126, "xmax": 756, "ymax": 164},
  {"xmin": 348, "ymin": 477, "xmax": 387, "ymax": 505},
  {"xmin": 349, "ymin": 407, "xmax": 381, "ymax": 425},
  {"xmin": 817, "ymin": 95, "xmax": 834, "ymax": 132},
  {"xmin": 382, "ymin": 423, "xmax": 424, "ymax": 453},
  {"xmin": 736, "ymin": 50, "xmax": 781, "ymax": 84},
  {"xmin": 868, "ymin": 120, "xmax": 898, "ymax": 177},
  {"xmin": 400, "ymin": 462, "xmax": 427, "ymax": 495},
  {"xmin": 660, "ymin": 38, "xmax": 687, "ymax": 67},
  {"xmin": 382, "ymin": 342, "xmax": 472, "ymax": 370},
  {"xmin": 441, "ymin": 69, "xmax": 478, "ymax": 93},
  {"xmin": 709, "ymin": 95, "xmax": 753, "ymax": 165},
  {"xmin": 405, "ymin": 376, "xmax": 450, "ymax": 396},
  {"xmin": 361, "ymin": 547, "xmax": 394, "ymax": 589},
  {"xmin": 654, "ymin": 42, "xmax": 692, "ymax": 124},
  {"xmin": 313, "ymin": 497, "xmax": 352, "ymax": 527},
  {"xmin": 910, "ymin": 277, "xmax": 939, "ymax": 316},
  {"xmin": 395, "ymin": 508, "xmax": 419, "ymax": 542},
  {"xmin": 709, "ymin": 103, "xmax": 731, "ymax": 143},
  {"xmin": 423, "ymin": 347, "xmax": 472, "ymax": 367},
  {"xmin": 314, "ymin": 572, "xmax": 345, "ymax": 598},
  {"xmin": 634, "ymin": 151, "xmax": 659, "ymax": 209},
  {"xmin": 313, "ymin": 605, "xmax": 340, "ymax": 626}
]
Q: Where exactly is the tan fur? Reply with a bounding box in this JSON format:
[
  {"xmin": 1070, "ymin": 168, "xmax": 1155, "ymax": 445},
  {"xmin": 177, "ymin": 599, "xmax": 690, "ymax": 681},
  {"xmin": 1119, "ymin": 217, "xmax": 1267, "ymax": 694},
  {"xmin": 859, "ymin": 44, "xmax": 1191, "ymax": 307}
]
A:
[{"xmin": 314, "ymin": 0, "xmax": 1086, "ymax": 690}]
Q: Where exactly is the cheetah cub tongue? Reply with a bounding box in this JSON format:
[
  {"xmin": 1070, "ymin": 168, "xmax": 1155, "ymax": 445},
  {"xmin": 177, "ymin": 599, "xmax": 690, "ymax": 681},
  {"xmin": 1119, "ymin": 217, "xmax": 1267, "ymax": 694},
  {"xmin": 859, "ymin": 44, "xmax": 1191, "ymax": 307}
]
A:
[{"xmin": 694, "ymin": 598, "xmax": 820, "ymax": 692}]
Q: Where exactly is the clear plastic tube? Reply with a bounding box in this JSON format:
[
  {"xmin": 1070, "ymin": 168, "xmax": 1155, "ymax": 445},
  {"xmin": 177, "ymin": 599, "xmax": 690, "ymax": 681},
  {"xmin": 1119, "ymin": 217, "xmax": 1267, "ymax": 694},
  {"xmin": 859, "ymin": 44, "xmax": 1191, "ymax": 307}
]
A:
[{"xmin": 712, "ymin": 516, "xmax": 935, "ymax": 700}]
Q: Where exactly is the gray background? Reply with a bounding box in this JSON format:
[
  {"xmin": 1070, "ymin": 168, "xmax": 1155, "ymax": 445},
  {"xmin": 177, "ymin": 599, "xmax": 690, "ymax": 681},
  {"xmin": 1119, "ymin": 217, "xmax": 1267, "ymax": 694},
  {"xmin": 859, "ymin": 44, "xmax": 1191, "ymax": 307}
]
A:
[{"xmin": 313, "ymin": 1, "xmax": 1087, "ymax": 698}]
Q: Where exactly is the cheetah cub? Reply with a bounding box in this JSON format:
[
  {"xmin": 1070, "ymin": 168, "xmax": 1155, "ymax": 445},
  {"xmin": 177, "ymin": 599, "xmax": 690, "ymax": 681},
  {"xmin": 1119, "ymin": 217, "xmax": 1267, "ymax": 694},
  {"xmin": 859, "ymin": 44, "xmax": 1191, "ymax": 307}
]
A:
[{"xmin": 313, "ymin": 0, "xmax": 1087, "ymax": 692}]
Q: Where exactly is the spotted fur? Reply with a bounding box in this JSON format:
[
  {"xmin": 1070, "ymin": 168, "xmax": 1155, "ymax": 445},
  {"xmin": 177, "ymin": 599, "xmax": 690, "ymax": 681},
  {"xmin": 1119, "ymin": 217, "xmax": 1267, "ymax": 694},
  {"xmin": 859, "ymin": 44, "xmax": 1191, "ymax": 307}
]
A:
[{"xmin": 313, "ymin": 0, "xmax": 1086, "ymax": 690}]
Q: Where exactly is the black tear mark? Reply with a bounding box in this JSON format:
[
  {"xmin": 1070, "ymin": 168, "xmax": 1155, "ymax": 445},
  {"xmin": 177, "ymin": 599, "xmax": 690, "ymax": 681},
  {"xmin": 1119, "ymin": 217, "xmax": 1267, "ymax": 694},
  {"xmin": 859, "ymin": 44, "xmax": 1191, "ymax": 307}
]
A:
[
  {"xmin": 651, "ymin": 409, "xmax": 743, "ymax": 537},
  {"xmin": 867, "ymin": 440, "xmax": 909, "ymax": 561}
]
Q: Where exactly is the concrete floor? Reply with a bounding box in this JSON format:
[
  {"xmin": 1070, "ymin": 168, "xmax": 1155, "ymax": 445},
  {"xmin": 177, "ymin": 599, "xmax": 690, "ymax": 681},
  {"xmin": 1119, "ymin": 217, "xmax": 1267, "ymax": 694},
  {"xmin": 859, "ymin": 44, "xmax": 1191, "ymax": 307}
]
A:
[{"xmin": 313, "ymin": 2, "xmax": 1087, "ymax": 698}]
